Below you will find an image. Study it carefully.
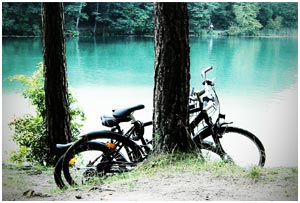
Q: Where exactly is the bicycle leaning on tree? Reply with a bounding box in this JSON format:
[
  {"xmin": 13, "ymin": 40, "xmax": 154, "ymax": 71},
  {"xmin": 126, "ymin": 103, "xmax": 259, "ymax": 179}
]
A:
[{"xmin": 53, "ymin": 66, "xmax": 266, "ymax": 189}]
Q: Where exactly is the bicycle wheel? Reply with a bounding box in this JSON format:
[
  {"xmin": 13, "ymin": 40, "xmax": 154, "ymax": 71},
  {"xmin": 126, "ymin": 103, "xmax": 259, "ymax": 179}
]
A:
[
  {"xmin": 196, "ymin": 126, "xmax": 266, "ymax": 167},
  {"xmin": 54, "ymin": 141, "xmax": 107, "ymax": 189},
  {"xmin": 62, "ymin": 131, "xmax": 143, "ymax": 186}
]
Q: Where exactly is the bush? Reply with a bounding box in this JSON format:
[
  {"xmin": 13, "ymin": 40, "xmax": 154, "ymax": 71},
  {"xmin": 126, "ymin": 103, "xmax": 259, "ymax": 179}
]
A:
[
  {"xmin": 228, "ymin": 25, "xmax": 243, "ymax": 36},
  {"xmin": 8, "ymin": 62, "xmax": 86, "ymax": 165}
]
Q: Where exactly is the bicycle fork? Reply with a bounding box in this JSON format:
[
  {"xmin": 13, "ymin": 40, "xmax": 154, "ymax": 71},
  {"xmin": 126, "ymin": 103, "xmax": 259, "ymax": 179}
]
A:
[{"xmin": 205, "ymin": 114, "xmax": 234, "ymax": 163}]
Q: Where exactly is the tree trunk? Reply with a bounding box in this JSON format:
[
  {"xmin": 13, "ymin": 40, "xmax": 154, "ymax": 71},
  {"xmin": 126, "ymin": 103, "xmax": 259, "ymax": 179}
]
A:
[
  {"xmin": 42, "ymin": 3, "xmax": 71, "ymax": 160},
  {"xmin": 76, "ymin": 2, "xmax": 83, "ymax": 31},
  {"xmin": 93, "ymin": 2, "xmax": 99, "ymax": 34},
  {"xmin": 153, "ymin": 2, "xmax": 196, "ymax": 154}
]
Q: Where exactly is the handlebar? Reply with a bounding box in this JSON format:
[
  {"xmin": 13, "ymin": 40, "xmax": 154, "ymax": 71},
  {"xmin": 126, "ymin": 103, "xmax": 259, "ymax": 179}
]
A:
[
  {"xmin": 190, "ymin": 65, "xmax": 217, "ymax": 113},
  {"xmin": 201, "ymin": 66, "xmax": 213, "ymax": 80}
]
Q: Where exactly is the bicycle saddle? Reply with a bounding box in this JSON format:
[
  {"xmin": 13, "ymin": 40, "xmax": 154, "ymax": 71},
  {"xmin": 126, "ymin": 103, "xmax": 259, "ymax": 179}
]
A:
[
  {"xmin": 112, "ymin": 104, "xmax": 145, "ymax": 118},
  {"xmin": 101, "ymin": 104, "xmax": 145, "ymax": 128}
]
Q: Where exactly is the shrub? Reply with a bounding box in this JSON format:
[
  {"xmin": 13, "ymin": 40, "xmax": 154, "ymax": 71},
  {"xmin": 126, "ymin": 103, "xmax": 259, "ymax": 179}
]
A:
[
  {"xmin": 228, "ymin": 25, "xmax": 243, "ymax": 36},
  {"xmin": 8, "ymin": 62, "xmax": 86, "ymax": 165}
]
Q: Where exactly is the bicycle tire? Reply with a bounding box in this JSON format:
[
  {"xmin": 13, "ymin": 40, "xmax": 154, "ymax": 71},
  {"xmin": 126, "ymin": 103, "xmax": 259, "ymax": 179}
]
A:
[
  {"xmin": 62, "ymin": 130, "xmax": 143, "ymax": 186},
  {"xmin": 54, "ymin": 141, "xmax": 108, "ymax": 189},
  {"xmin": 195, "ymin": 126, "xmax": 266, "ymax": 167},
  {"xmin": 54, "ymin": 155, "xmax": 66, "ymax": 189}
]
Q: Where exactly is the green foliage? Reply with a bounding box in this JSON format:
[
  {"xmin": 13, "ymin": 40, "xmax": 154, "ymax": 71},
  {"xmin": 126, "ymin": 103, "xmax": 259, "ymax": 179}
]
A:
[
  {"xmin": 254, "ymin": 2, "xmax": 298, "ymax": 30},
  {"xmin": 228, "ymin": 25, "xmax": 243, "ymax": 36},
  {"xmin": 64, "ymin": 2, "xmax": 88, "ymax": 32},
  {"xmin": 9, "ymin": 115, "xmax": 47, "ymax": 164},
  {"xmin": 94, "ymin": 3, "xmax": 154, "ymax": 35},
  {"xmin": 2, "ymin": 2, "xmax": 298, "ymax": 37},
  {"xmin": 2, "ymin": 2, "xmax": 41, "ymax": 36},
  {"xmin": 8, "ymin": 62, "xmax": 86, "ymax": 165},
  {"xmin": 257, "ymin": 3, "xmax": 274, "ymax": 27},
  {"xmin": 211, "ymin": 2, "xmax": 235, "ymax": 30},
  {"xmin": 188, "ymin": 2, "xmax": 220, "ymax": 35},
  {"xmin": 266, "ymin": 16, "xmax": 283, "ymax": 30},
  {"xmin": 231, "ymin": 3, "xmax": 263, "ymax": 36}
]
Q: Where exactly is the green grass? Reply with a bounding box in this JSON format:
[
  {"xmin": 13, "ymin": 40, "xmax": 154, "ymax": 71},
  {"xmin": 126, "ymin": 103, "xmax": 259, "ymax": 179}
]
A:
[
  {"xmin": 92, "ymin": 152, "xmax": 244, "ymax": 185},
  {"xmin": 247, "ymin": 166, "xmax": 262, "ymax": 180},
  {"xmin": 91, "ymin": 152, "xmax": 298, "ymax": 187}
]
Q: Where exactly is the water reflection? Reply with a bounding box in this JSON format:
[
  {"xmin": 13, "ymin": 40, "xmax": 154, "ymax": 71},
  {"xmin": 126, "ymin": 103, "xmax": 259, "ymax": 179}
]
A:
[{"xmin": 190, "ymin": 37, "xmax": 298, "ymax": 99}]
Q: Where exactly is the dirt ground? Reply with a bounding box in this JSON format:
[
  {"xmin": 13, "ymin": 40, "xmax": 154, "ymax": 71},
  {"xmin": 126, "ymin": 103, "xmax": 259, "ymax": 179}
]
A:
[{"xmin": 2, "ymin": 163, "xmax": 298, "ymax": 201}]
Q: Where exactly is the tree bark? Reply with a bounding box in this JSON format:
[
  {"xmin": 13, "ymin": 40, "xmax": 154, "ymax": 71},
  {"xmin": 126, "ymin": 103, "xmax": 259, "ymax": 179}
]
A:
[
  {"xmin": 42, "ymin": 3, "xmax": 71, "ymax": 160},
  {"xmin": 153, "ymin": 2, "xmax": 196, "ymax": 154}
]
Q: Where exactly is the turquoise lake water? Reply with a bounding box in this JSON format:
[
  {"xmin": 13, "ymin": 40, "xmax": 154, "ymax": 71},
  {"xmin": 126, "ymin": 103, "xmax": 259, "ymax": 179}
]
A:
[
  {"xmin": 2, "ymin": 36, "xmax": 298, "ymax": 166},
  {"xmin": 2, "ymin": 36, "xmax": 298, "ymax": 94}
]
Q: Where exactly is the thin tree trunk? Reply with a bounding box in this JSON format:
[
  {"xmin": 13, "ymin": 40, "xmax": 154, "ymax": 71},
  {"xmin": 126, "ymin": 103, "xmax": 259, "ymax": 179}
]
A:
[
  {"xmin": 76, "ymin": 2, "xmax": 83, "ymax": 30},
  {"xmin": 93, "ymin": 2, "xmax": 99, "ymax": 34}
]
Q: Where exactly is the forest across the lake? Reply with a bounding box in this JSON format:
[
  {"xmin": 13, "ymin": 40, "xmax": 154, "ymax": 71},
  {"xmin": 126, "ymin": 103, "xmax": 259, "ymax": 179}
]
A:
[{"xmin": 2, "ymin": 2, "xmax": 298, "ymax": 37}]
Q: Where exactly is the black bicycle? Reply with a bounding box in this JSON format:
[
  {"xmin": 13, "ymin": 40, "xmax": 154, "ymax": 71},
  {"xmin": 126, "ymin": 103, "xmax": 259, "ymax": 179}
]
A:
[{"xmin": 54, "ymin": 66, "xmax": 266, "ymax": 189}]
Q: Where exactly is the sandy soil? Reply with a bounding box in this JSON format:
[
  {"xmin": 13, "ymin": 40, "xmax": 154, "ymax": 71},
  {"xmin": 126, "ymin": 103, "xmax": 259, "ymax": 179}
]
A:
[{"xmin": 2, "ymin": 164, "xmax": 297, "ymax": 201}]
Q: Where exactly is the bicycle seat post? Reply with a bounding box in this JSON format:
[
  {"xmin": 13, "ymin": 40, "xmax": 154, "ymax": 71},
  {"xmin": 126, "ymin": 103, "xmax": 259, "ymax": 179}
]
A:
[{"xmin": 111, "ymin": 125, "xmax": 122, "ymax": 133}]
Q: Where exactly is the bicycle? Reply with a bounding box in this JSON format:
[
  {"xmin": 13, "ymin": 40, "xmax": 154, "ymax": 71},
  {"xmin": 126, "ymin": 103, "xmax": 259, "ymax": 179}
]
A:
[
  {"xmin": 54, "ymin": 105, "xmax": 152, "ymax": 189},
  {"xmin": 54, "ymin": 66, "xmax": 266, "ymax": 189}
]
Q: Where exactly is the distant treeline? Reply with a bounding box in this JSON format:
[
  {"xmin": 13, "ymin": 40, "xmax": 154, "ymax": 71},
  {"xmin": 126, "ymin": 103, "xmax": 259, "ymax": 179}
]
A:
[{"xmin": 2, "ymin": 2, "xmax": 298, "ymax": 37}]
